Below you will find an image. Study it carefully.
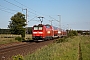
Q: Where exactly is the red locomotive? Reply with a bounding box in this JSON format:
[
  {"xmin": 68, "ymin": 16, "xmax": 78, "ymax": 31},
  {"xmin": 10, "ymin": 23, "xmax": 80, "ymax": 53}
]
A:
[
  {"xmin": 32, "ymin": 24, "xmax": 53, "ymax": 41},
  {"xmin": 32, "ymin": 24, "xmax": 67, "ymax": 41}
]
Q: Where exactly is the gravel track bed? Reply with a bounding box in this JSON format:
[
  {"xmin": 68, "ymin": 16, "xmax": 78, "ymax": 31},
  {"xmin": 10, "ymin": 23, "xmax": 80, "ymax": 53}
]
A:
[
  {"xmin": 0, "ymin": 42, "xmax": 26, "ymax": 49},
  {"xmin": 0, "ymin": 40, "xmax": 54, "ymax": 60}
]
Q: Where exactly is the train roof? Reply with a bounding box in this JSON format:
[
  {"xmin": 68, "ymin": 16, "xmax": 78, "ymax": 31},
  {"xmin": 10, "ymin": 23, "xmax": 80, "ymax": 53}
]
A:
[{"xmin": 33, "ymin": 24, "xmax": 51, "ymax": 27}]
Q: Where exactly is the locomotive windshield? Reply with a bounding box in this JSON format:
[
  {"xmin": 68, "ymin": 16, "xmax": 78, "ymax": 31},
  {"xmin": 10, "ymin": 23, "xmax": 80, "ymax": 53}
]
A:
[
  {"xmin": 34, "ymin": 27, "xmax": 42, "ymax": 30},
  {"xmin": 39, "ymin": 27, "xmax": 42, "ymax": 30},
  {"xmin": 34, "ymin": 27, "xmax": 38, "ymax": 30}
]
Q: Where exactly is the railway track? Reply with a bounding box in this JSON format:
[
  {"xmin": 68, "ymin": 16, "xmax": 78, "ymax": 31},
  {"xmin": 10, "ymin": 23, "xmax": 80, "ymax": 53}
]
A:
[
  {"xmin": 0, "ymin": 42, "xmax": 35, "ymax": 54},
  {"xmin": 0, "ymin": 40, "xmax": 54, "ymax": 60}
]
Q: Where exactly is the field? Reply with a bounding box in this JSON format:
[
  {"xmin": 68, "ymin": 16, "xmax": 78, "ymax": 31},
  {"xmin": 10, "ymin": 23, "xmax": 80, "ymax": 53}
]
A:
[
  {"xmin": 0, "ymin": 34, "xmax": 32, "ymax": 44},
  {"xmin": 80, "ymin": 35, "xmax": 90, "ymax": 60},
  {"xmin": 24, "ymin": 36, "xmax": 90, "ymax": 60}
]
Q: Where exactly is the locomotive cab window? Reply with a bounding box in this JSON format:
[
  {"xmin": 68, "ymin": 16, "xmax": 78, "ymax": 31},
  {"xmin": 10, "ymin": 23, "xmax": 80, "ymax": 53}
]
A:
[
  {"xmin": 39, "ymin": 27, "xmax": 43, "ymax": 30},
  {"xmin": 34, "ymin": 27, "xmax": 38, "ymax": 30}
]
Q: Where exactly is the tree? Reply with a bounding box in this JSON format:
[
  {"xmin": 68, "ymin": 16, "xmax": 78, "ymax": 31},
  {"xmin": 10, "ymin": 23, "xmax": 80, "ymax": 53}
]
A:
[
  {"xmin": 8, "ymin": 12, "xmax": 26, "ymax": 39},
  {"xmin": 68, "ymin": 30, "xmax": 78, "ymax": 37}
]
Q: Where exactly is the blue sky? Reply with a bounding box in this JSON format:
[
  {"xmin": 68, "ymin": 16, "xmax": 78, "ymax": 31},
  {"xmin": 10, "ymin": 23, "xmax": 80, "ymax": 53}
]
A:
[{"xmin": 0, "ymin": 0, "xmax": 90, "ymax": 30}]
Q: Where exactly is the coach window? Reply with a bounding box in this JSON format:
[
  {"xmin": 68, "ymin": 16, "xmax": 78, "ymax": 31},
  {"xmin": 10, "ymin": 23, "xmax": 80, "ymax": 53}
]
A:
[{"xmin": 34, "ymin": 27, "xmax": 38, "ymax": 30}]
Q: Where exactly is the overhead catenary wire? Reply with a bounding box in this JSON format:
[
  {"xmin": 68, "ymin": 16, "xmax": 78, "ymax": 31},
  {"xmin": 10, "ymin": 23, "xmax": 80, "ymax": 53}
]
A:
[
  {"xmin": 3, "ymin": 0, "xmax": 41, "ymax": 27},
  {"xmin": 29, "ymin": 16, "xmax": 38, "ymax": 21},
  {"xmin": 14, "ymin": 0, "xmax": 37, "ymax": 13},
  {"xmin": 13, "ymin": 0, "xmax": 57, "ymax": 23},
  {"xmin": 0, "ymin": 4, "xmax": 18, "ymax": 12},
  {"xmin": 13, "ymin": 0, "xmax": 46, "ymax": 16},
  {"xmin": 0, "ymin": 8, "xmax": 14, "ymax": 14},
  {"xmin": 13, "ymin": 0, "xmax": 51, "ymax": 19},
  {"xmin": 4, "ymin": 0, "xmax": 40, "ymax": 17},
  {"xmin": 49, "ymin": 16, "xmax": 58, "ymax": 21},
  {"xmin": 3, "ymin": 0, "xmax": 22, "ymax": 9},
  {"xmin": 3, "ymin": 0, "xmax": 59, "ymax": 26}
]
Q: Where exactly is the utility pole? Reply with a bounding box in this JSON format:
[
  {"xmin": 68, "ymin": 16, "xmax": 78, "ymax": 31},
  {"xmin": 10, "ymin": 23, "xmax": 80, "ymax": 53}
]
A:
[
  {"xmin": 58, "ymin": 15, "xmax": 61, "ymax": 29},
  {"xmin": 22, "ymin": 9, "xmax": 28, "ymax": 34},
  {"xmin": 67, "ymin": 24, "xmax": 69, "ymax": 30},
  {"xmin": 49, "ymin": 20, "xmax": 53, "ymax": 26},
  {"xmin": 67, "ymin": 24, "xmax": 69, "ymax": 34},
  {"xmin": 22, "ymin": 9, "xmax": 28, "ymax": 40},
  {"xmin": 38, "ymin": 16, "xmax": 44, "ymax": 24}
]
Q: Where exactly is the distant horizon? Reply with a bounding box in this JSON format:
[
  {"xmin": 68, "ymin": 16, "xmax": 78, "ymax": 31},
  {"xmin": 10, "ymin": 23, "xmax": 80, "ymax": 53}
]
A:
[{"xmin": 0, "ymin": 26, "xmax": 90, "ymax": 31}]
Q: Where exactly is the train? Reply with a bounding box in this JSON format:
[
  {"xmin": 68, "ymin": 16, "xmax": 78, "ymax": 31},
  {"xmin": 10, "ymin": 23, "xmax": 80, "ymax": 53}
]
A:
[{"xmin": 32, "ymin": 24, "xmax": 67, "ymax": 41}]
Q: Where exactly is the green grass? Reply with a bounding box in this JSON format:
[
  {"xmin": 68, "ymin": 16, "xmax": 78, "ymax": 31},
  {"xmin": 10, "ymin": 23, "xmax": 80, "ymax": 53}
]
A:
[
  {"xmin": 0, "ymin": 38, "xmax": 19, "ymax": 44},
  {"xmin": 0, "ymin": 34, "xmax": 32, "ymax": 44},
  {"xmin": 10, "ymin": 35, "xmax": 90, "ymax": 60},
  {"xmin": 0, "ymin": 34, "xmax": 20, "ymax": 44},
  {"xmin": 24, "ymin": 36, "xmax": 80, "ymax": 60},
  {"xmin": 80, "ymin": 35, "xmax": 90, "ymax": 60}
]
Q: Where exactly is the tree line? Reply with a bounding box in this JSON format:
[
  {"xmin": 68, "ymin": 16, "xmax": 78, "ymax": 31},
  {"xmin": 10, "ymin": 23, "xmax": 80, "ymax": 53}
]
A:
[{"xmin": 0, "ymin": 27, "xmax": 32, "ymax": 34}]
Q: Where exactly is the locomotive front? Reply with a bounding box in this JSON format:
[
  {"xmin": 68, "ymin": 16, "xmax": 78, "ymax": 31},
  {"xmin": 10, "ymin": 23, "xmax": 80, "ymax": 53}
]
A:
[
  {"xmin": 32, "ymin": 24, "xmax": 44, "ymax": 40},
  {"xmin": 32, "ymin": 24, "xmax": 53, "ymax": 41}
]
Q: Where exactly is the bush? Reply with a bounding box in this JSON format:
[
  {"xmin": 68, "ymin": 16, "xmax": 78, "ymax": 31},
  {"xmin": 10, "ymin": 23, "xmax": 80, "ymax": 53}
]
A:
[
  {"xmin": 15, "ymin": 37, "xmax": 22, "ymax": 42},
  {"xmin": 55, "ymin": 37, "xmax": 68, "ymax": 43},
  {"xmin": 12, "ymin": 55, "xmax": 23, "ymax": 60},
  {"xmin": 68, "ymin": 30, "xmax": 78, "ymax": 37}
]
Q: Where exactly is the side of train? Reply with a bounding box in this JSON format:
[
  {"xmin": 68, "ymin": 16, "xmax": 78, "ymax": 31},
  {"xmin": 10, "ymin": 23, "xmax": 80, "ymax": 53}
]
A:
[{"xmin": 32, "ymin": 24, "xmax": 67, "ymax": 41}]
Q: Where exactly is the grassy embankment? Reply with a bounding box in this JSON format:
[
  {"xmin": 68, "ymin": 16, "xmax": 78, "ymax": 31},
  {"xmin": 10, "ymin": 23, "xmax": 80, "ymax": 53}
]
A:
[
  {"xmin": 0, "ymin": 34, "xmax": 32, "ymax": 44},
  {"xmin": 80, "ymin": 35, "xmax": 90, "ymax": 60},
  {"xmin": 24, "ymin": 36, "xmax": 90, "ymax": 60}
]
